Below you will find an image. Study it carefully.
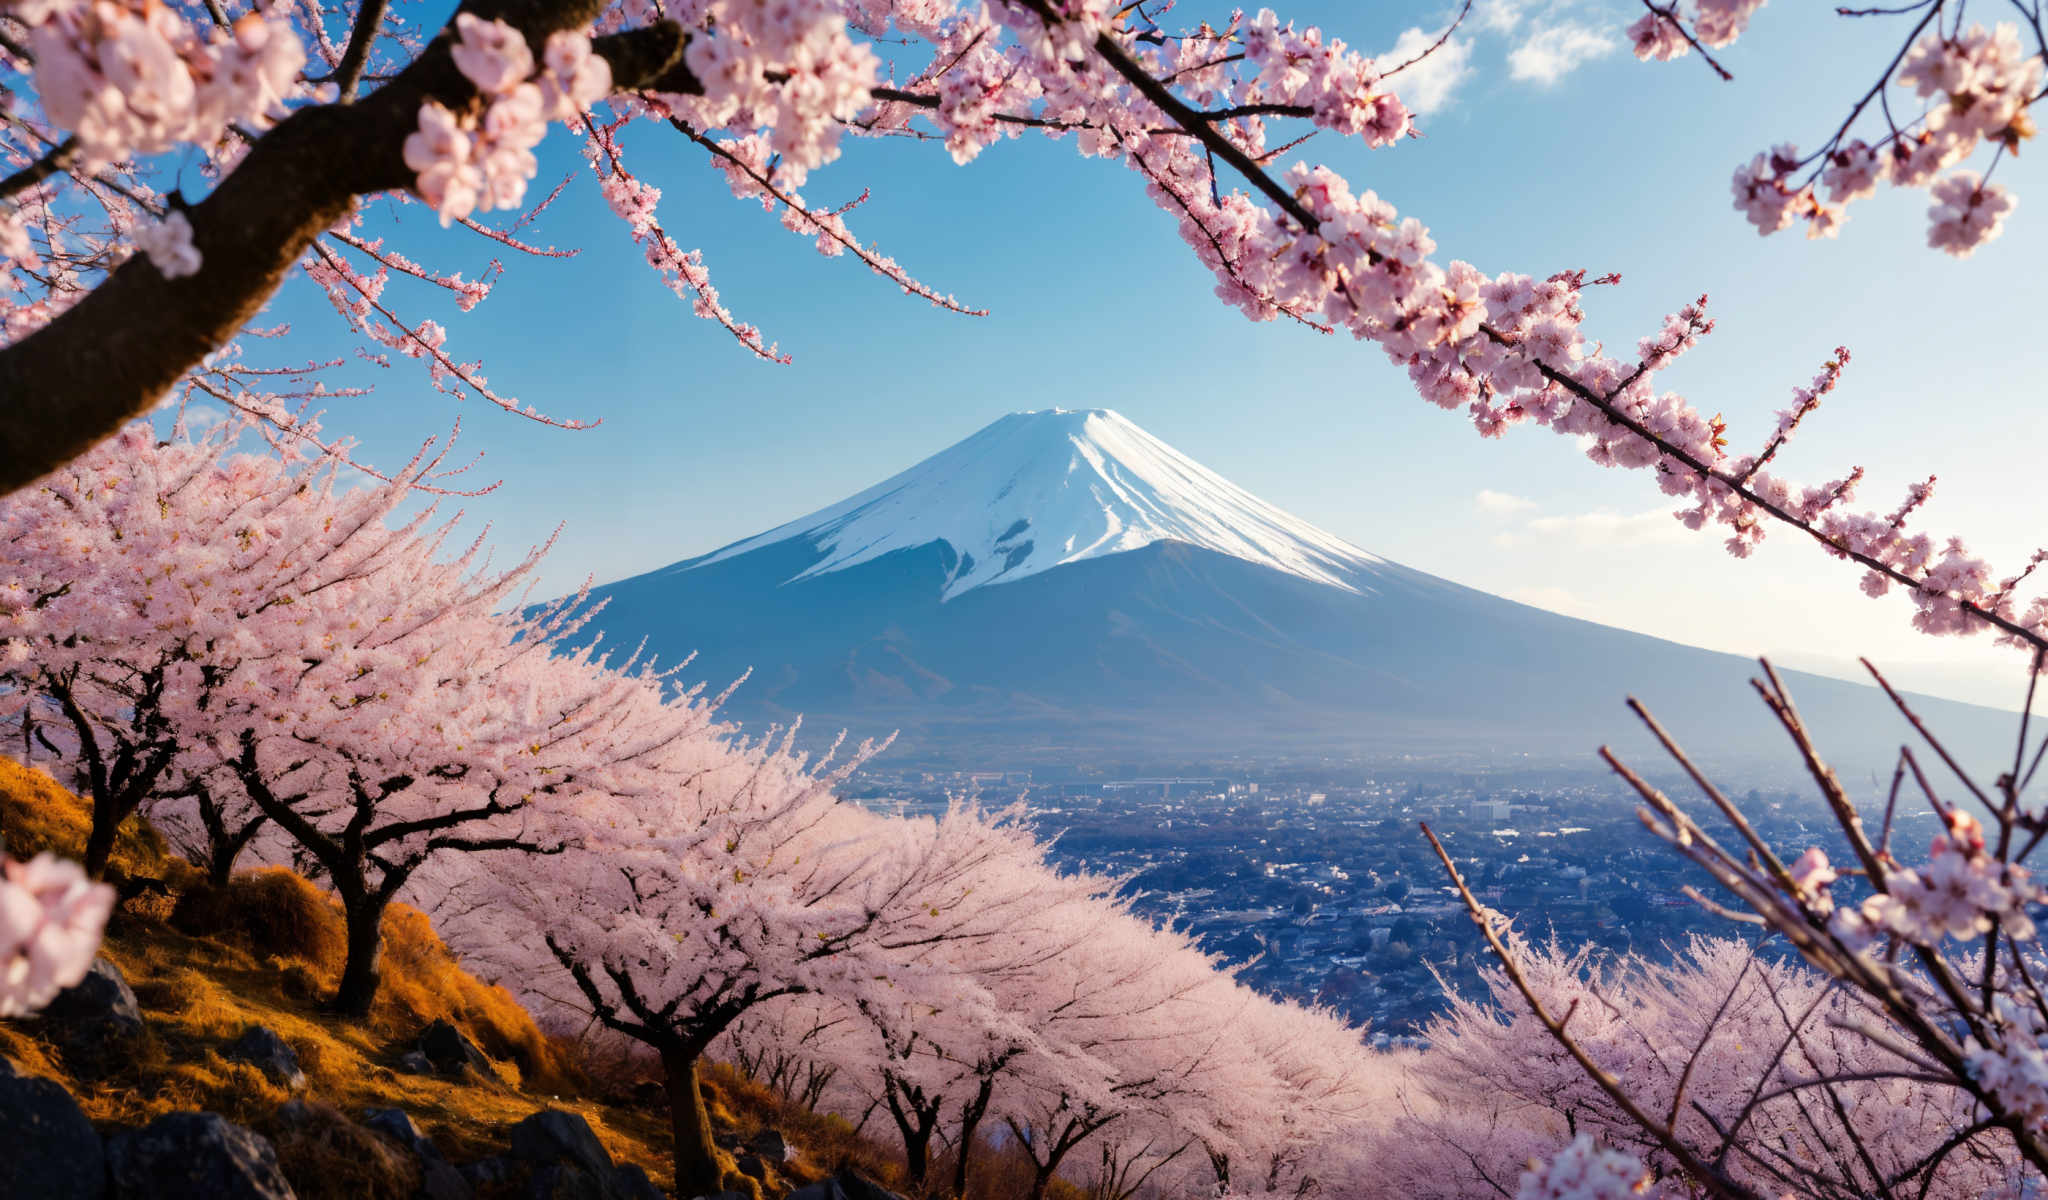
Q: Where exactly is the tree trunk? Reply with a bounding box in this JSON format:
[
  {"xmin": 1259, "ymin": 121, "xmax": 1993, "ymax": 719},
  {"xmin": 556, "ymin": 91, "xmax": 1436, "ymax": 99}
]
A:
[
  {"xmin": 885, "ymin": 1077, "xmax": 939, "ymax": 1189},
  {"xmin": 1027, "ymin": 1165, "xmax": 1056, "ymax": 1200},
  {"xmin": 207, "ymin": 843, "xmax": 238, "ymax": 889},
  {"xmin": 83, "ymin": 803, "xmax": 120, "ymax": 879},
  {"xmin": 951, "ymin": 1078, "xmax": 994, "ymax": 1200},
  {"xmin": 662, "ymin": 1045, "xmax": 726, "ymax": 1198},
  {"xmin": 331, "ymin": 893, "xmax": 389, "ymax": 1017}
]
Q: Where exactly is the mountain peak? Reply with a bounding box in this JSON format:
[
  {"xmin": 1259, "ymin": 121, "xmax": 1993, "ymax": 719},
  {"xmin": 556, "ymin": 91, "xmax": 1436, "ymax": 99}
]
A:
[{"xmin": 690, "ymin": 409, "xmax": 1384, "ymax": 600}]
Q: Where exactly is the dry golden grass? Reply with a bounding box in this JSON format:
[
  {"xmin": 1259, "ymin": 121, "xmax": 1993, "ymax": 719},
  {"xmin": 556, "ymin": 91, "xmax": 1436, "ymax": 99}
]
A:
[
  {"xmin": 0, "ymin": 753, "xmax": 176, "ymax": 880},
  {"xmin": 0, "ymin": 754, "xmax": 956, "ymax": 1199},
  {"xmin": 0, "ymin": 758, "xmax": 674, "ymax": 1190}
]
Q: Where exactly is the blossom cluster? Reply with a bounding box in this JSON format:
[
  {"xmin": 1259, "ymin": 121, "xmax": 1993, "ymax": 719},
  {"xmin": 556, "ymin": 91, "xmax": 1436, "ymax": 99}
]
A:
[
  {"xmin": 403, "ymin": 16, "xmax": 610, "ymax": 226},
  {"xmin": 1515, "ymin": 1135, "xmax": 1650, "ymax": 1200},
  {"xmin": 1626, "ymin": 0, "xmax": 1765, "ymax": 60},
  {"xmin": 1728, "ymin": 22, "xmax": 2034, "ymax": 253},
  {"xmin": 21, "ymin": 0, "xmax": 303, "ymax": 169},
  {"xmin": 1240, "ymin": 9, "xmax": 1410, "ymax": 146},
  {"xmin": 0, "ymin": 852, "xmax": 114, "ymax": 1018},
  {"xmin": 675, "ymin": 0, "xmax": 879, "ymax": 176},
  {"xmin": 1970, "ymin": 996, "xmax": 2048, "ymax": 1137},
  {"xmin": 134, "ymin": 211, "xmax": 201, "ymax": 278},
  {"xmin": 1828, "ymin": 812, "xmax": 2041, "ymax": 949}
]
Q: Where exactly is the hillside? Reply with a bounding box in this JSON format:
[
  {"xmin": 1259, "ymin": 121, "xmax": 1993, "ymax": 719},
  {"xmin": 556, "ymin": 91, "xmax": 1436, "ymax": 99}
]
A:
[{"xmin": 0, "ymin": 756, "xmax": 1041, "ymax": 1200}]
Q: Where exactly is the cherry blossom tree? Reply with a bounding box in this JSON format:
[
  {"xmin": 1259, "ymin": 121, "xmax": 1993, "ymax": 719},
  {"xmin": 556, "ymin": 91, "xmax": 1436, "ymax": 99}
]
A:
[
  {"xmin": 0, "ymin": 418, "xmax": 627, "ymax": 1014},
  {"xmin": 142, "ymin": 764, "xmax": 277, "ymax": 888},
  {"xmin": 0, "ymin": 422, "xmax": 291, "ymax": 879},
  {"xmin": 462, "ymin": 733, "xmax": 1095, "ymax": 1196},
  {"xmin": 721, "ymin": 991, "xmax": 859, "ymax": 1112}
]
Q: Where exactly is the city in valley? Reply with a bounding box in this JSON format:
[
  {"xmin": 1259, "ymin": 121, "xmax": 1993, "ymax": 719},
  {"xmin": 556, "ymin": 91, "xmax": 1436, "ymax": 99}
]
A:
[{"xmin": 852, "ymin": 760, "xmax": 1906, "ymax": 1039}]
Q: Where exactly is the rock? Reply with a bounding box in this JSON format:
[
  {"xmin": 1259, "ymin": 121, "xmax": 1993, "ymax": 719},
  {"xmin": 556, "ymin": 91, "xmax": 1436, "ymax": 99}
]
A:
[
  {"xmin": 106, "ymin": 1111, "xmax": 296, "ymax": 1200},
  {"xmin": 417, "ymin": 1150, "xmax": 476, "ymax": 1199},
  {"xmin": 609, "ymin": 1165, "xmax": 666, "ymax": 1200},
  {"xmin": 787, "ymin": 1172, "xmax": 909, "ymax": 1200},
  {"xmin": 734, "ymin": 1154, "xmax": 767, "ymax": 1181},
  {"xmin": 396, "ymin": 1049, "xmax": 434, "ymax": 1074},
  {"xmin": 524, "ymin": 1163, "xmax": 609, "ymax": 1200},
  {"xmin": 417, "ymin": 1020, "xmax": 493, "ymax": 1078},
  {"xmin": 362, "ymin": 1106, "xmax": 427, "ymax": 1150},
  {"xmin": 224, "ymin": 1025, "xmax": 306, "ymax": 1090},
  {"xmin": 458, "ymin": 1156, "xmax": 515, "ymax": 1190},
  {"xmin": 39, "ymin": 957, "xmax": 144, "ymax": 1074},
  {"xmin": 744, "ymin": 1128, "xmax": 789, "ymax": 1163},
  {"xmin": 0, "ymin": 1066, "xmax": 107, "ymax": 1199},
  {"xmin": 362, "ymin": 1107, "xmax": 473, "ymax": 1200},
  {"xmin": 507, "ymin": 1109, "xmax": 613, "ymax": 1177}
]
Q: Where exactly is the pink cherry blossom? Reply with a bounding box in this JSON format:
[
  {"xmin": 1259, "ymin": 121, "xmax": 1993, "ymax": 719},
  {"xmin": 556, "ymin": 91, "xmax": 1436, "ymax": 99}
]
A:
[
  {"xmin": 403, "ymin": 100, "xmax": 482, "ymax": 226},
  {"xmin": 450, "ymin": 13, "xmax": 534, "ymax": 97},
  {"xmin": 0, "ymin": 852, "xmax": 114, "ymax": 1017},
  {"xmin": 1927, "ymin": 171, "xmax": 2016, "ymax": 257},
  {"xmin": 1627, "ymin": 12, "xmax": 1690, "ymax": 62},
  {"xmin": 134, "ymin": 210, "xmax": 201, "ymax": 277},
  {"xmin": 1515, "ymin": 1136, "xmax": 1648, "ymax": 1200}
]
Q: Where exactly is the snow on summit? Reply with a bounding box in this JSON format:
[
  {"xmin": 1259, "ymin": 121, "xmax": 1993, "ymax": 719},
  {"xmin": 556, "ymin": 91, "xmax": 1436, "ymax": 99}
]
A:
[{"xmin": 693, "ymin": 409, "xmax": 1386, "ymax": 599}]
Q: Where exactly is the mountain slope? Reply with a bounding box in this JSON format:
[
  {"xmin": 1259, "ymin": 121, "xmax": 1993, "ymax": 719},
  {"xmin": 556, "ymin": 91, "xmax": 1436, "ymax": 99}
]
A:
[{"xmin": 578, "ymin": 411, "xmax": 2013, "ymax": 772}]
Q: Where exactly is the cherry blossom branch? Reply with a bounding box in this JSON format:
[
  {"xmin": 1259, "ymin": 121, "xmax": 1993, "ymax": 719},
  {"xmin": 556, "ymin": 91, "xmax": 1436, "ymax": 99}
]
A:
[
  {"xmin": 0, "ymin": 135, "xmax": 77, "ymax": 202},
  {"xmin": 670, "ymin": 118, "xmax": 987, "ymax": 316},
  {"xmin": 333, "ymin": 0, "xmax": 390, "ymax": 102},
  {"xmin": 1635, "ymin": 0, "xmax": 1737, "ymax": 78}
]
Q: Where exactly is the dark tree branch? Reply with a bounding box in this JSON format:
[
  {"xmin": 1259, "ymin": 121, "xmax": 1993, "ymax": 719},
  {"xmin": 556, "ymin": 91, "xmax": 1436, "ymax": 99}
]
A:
[{"xmin": 0, "ymin": 6, "xmax": 699, "ymax": 497}]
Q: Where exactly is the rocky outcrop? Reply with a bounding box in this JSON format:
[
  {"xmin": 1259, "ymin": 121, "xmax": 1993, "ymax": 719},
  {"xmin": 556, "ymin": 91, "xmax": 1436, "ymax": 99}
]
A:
[
  {"xmin": 106, "ymin": 1111, "xmax": 296, "ymax": 1200},
  {"xmin": 37, "ymin": 957, "xmax": 144, "ymax": 1076},
  {"xmin": 787, "ymin": 1172, "xmax": 910, "ymax": 1200},
  {"xmin": 503, "ymin": 1108, "xmax": 666, "ymax": 1200},
  {"xmin": 361, "ymin": 1106, "xmax": 473, "ymax": 1200},
  {"xmin": 415, "ymin": 1019, "xmax": 494, "ymax": 1078},
  {"xmin": 224, "ymin": 1025, "xmax": 306, "ymax": 1090},
  {"xmin": 0, "ymin": 1059, "xmax": 107, "ymax": 1199}
]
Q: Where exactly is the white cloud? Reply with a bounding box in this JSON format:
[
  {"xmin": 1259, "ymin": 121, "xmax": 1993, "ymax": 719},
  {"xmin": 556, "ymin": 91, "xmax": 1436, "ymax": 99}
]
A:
[
  {"xmin": 1383, "ymin": 28, "xmax": 1475, "ymax": 115},
  {"xmin": 177, "ymin": 404, "xmax": 228, "ymax": 432},
  {"xmin": 1507, "ymin": 21, "xmax": 1619, "ymax": 85},
  {"xmin": 1527, "ymin": 507, "xmax": 1689, "ymax": 546},
  {"xmin": 1474, "ymin": 0, "xmax": 1526, "ymax": 33},
  {"xmin": 1475, "ymin": 488, "xmax": 1537, "ymax": 515}
]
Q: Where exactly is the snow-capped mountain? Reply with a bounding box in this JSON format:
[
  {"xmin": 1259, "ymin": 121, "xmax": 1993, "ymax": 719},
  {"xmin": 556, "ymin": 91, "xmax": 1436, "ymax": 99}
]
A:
[
  {"xmin": 689, "ymin": 408, "xmax": 1384, "ymax": 599},
  {"xmin": 579, "ymin": 410, "xmax": 2005, "ymax": 770}
]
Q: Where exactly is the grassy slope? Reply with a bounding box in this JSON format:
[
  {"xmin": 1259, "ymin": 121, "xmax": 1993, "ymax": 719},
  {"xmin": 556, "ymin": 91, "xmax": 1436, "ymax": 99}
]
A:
[{"xmin": 0, "ymin": 755, "xmax": 908, "ymax": 1200}]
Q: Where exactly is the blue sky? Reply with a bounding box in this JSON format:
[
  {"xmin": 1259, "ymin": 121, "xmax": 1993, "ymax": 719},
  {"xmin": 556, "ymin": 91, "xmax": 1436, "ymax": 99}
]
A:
[{"xmin": 226, "ymin": 0, "xmax": 2046, "ymax": 710}]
